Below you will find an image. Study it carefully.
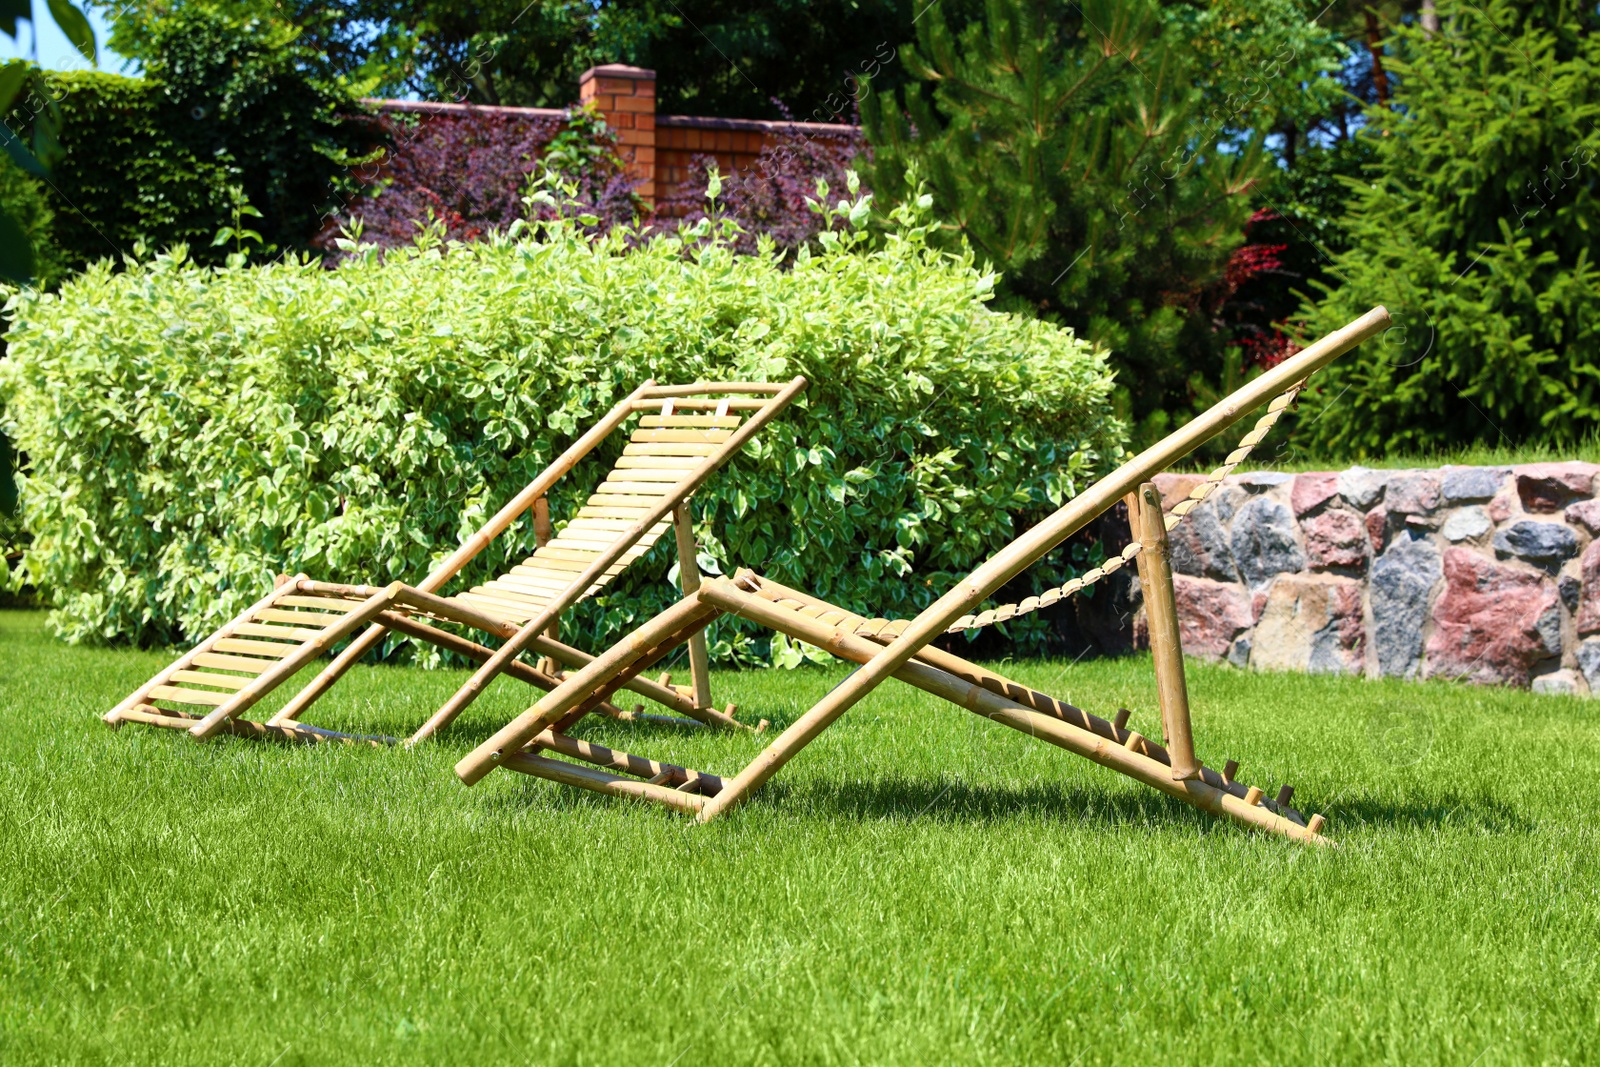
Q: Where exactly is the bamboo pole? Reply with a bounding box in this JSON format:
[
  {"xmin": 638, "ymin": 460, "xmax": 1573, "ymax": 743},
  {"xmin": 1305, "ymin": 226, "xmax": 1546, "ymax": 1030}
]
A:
[
  {"xmin": 534, "ymin": 496, "xmax": 558, "ymax": 644},
  {"xmin": 693, "ymin": 307, "xmax": 1388, "ymax": 822},
  {"xmin": 697, "ymin": 579, "xmax": 1326, "ymax": 844},
  {"xmin": 104, "ymin": 576, "xmax": 306, "ymax": 726},
  {"xmin": 499, "ymin": 753, "xmax": 708, "ymax": 815},
  {"xmin": 530, "ymin": 729, "xmax": 724, "ymax": 792},
  {"xmin": 120, "ymin": 705, "xmax": 395, "ymax": 746},
  {"xmin": 1135, "ymin": 482, "xmax": 1200, "ymax": 780},
  {"xmin": 187, "ymin": 583, "xmax": 404, "ymax": 739},
  {"xmin": 456, "ymin": 593, "xmax": 722, "ymax": 785},
  {"xmin": 430, "ymin": 376, "xmax": 806, "ymax": 738},
  {"xmin": 673, "ymin": 500, "xmax": 715, "ymax": 712}
]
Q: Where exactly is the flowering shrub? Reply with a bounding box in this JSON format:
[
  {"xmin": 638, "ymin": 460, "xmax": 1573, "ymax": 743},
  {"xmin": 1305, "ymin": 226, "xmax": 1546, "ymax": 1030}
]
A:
[{"xmin": 1, "ymin": 191, "xmax": 1121, "ymax": 661}]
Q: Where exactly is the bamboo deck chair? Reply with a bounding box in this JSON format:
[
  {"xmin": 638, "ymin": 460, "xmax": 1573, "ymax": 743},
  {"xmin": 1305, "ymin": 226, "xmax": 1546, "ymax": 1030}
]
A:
[
  {"xmin": 103, "ymin": 378, "xmax": 808, "ymax": 746},
  {"xmin": 450, "ymin": 309, "xmax": 1391, "ymax": 844}
]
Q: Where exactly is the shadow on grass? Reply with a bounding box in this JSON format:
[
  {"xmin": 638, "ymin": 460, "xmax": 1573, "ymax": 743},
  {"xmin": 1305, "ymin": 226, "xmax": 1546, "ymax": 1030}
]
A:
[
  {"xmin": 782, "ymin": 776, "xmax": 1533, "ymax": 835},
  {"xmin": 467, "ymin": 772, "xmax": 1531, "ymax": 836}
]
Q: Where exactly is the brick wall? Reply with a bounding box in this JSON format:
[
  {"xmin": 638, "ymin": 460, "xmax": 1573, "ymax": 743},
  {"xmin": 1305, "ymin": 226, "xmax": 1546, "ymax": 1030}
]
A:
[{"xmin": 371, "ymin": 64, "xmax": 861, "ymax": 214}]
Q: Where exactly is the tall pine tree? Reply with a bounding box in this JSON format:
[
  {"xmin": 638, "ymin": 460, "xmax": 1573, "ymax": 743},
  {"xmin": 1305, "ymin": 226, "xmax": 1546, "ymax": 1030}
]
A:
[
  {"xmin": 860, "ymin": 0, "xmax": 1273, "ymax": 439},
  {"xmin": 1296, "ymin": 0, "xmax": 1600, "ymax": 454}
]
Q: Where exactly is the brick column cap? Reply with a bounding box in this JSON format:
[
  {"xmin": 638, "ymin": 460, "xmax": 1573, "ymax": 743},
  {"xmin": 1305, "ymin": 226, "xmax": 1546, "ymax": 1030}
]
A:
[{"xmin": 578, "ymin": 64, "xmax": 657, "ymax": 85}]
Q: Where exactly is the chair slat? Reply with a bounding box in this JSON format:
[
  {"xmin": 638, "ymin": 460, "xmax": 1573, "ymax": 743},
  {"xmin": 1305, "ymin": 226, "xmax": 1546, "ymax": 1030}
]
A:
[
  {"xmin": 622, "ymin": 443, "xmax": 719, "ymax": 457},
  {"xmin": 214, "ymin": 638, "xmax": 299, "ymax": 658},
  {"xmin": 255, "ymin": 607, "xmax": 344, "ymax": 627},
  {"xmin": 629, "ymin": 428, "xmax": 734, "ymax": 444},
  {"xmin": 170, "ymin": 669, "xmax": 251, "ymax": 690},
  {"xmin": 603, "ymin": 467, "xmax": 690, "ymax": 481},
  {"xmin": 576, "ymin": 505, "xmax": 656, "ymax": 521},
  {"xmin": 149, "ymin": 684, "xmax": 233, "ymax": 706},
  {"xmin": 233, "ymin": 622, "xmax": 324, "ymax": 642},
  {"xmin": 193, "ymin": 652, "xmax": 276, "ymax": 674},
  {"xmin": 275, "ymin": 595, "xmax": 366, "ymax": 611},
  {"xmin": 587, "ymin": 493, "xmax": 674, "ymax": 508},
  {"xmin": 451, "ymin": 592, "xmax": 536, "ymax": 622},
  {"xmin": 595, "ymin": 479, "xmax": 676, "ymax": 496},
  {"xmin": 637, "ymin": 414, "xmax": 741, "ymax": 429},
  {"xmin": 613, "ymin": 456, "xmax": 704, "ymax": 471}
]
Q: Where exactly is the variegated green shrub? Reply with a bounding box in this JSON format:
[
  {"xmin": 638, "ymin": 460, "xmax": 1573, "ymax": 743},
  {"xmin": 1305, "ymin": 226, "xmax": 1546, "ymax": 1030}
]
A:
[{"xmin": 0, "ymin": 196, "xmax": 1121, "ymax": 662}]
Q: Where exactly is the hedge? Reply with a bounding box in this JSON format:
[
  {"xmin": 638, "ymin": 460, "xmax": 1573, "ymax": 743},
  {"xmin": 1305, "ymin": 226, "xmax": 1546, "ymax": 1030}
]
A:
[{"xmin": 0, "ymin": 194, "xmax": 1123, "ymax": 662}]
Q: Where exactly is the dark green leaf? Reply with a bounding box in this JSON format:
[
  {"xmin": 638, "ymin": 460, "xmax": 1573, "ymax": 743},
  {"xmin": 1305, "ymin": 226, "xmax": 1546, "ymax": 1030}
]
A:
[
  {"xmin": 45, "ymin": 0, "xmax": 95, "ymax": 62},
  {"xmin": 0, "ymin": 60, "xmax": 28, "ymax": 116},
  {"xmin": 0, "ymin": 0, "xmax": 27, "ymax": 39}
]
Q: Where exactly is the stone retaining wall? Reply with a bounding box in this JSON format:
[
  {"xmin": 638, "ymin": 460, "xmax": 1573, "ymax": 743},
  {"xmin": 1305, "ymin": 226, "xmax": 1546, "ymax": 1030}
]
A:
[{"xmin": 1140, "ymin": 462, "xmax": 1600, "ymax": 694}]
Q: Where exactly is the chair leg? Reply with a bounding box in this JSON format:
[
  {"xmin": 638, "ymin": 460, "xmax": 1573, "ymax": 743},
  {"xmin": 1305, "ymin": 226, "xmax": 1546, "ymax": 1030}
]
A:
[
  {"xmin": 1133, "ymin": 482, "xmax": 1200, "ymax": 781},
  {"xmin": 673, "ymin": 500, "xmax": 715, "ymax": 712}
]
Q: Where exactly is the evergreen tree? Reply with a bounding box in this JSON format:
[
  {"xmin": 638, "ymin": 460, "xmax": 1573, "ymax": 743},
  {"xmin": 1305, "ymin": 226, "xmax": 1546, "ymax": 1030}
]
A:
[
  {"xmin": 1296, "ymin": 0, "xmax": 1600, "ymax": 454},
  {"xmin": 859, "ymin": 0, "xmax": 1288, "ymax": 439}
]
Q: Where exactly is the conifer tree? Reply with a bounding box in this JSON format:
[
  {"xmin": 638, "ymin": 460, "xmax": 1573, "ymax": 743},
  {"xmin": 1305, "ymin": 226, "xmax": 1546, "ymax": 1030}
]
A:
[
  {"xmin": 1295, "ymin": 0, "xmax": 1600, "ymax": 454},
  {"xmin": 860, "ymin": 0, "xmax": 1274, "ymax": 438}
]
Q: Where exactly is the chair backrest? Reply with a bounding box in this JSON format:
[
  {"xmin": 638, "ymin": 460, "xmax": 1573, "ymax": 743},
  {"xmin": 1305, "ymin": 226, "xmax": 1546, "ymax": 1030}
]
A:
[{"xmin": 452, "ymin": 382, "xmax": 803, "ymax": 623}]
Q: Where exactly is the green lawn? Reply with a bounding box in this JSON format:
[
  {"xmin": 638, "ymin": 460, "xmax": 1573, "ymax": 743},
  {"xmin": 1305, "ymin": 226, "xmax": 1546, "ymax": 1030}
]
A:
[
  {"xmin": 1176, "ymin": 431, "xmax": 1600, "ymax": 474},
  {"xmin": 2, "ymin": 608, "xmax": 1597, "ymax": 1065}
]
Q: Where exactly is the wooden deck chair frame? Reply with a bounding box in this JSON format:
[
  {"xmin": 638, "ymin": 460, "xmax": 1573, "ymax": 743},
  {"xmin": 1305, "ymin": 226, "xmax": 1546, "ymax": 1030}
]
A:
[
  {"xmin": 451, "ymin": 308, "xmax": 1392, "ymax": 845},
  {"xmin": 102, "ymin": 377, "xmax": 808, "ymax": 746}
]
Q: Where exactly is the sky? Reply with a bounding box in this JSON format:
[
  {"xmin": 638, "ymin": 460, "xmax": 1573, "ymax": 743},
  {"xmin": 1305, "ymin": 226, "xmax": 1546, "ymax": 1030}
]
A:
[{"xmin": 0, "ymin": 4, "xmax": 134, "ymax": 75}]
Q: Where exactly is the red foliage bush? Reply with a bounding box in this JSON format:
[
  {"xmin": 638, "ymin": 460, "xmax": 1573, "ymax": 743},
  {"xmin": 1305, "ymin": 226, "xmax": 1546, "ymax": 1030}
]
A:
[{"xmin": 659, "ymin": 128, "xmax": 864, "ymax": 254}]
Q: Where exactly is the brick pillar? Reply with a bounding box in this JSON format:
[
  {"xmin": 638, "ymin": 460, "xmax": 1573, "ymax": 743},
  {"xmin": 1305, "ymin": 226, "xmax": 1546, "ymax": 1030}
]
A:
[{"xmin": 578, "ymin": 64, "xmax": 657, "ymax": 208}]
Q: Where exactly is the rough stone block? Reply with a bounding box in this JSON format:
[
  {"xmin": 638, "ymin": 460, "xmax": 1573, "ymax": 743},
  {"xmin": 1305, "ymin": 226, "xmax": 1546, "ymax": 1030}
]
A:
[
  {"xmin": 1251, "ymin": 573, "xmax": 1365, "ymax": 675},
  {"xmin": 1291, "ymin": 472, "xmax": 1341, "ymax": 517},
  {"xmin": 1426, "ymin": 547, "xmax": 1560, "ymax": 687},
  {"xmin": 1578, "ymin": 637, "xmax": 1600, "ymax": 693},
  {"xmin": 1230, "ymin": 496, "xmax": 1305, "ymax": 588},
  {"xmin": 1304, "ymin": 509, "xmax": 1369, "ymax": 570},
  {"xmin": 1370, "ymin": 533, "xmax": 1440, "ymax": 679},
  {"xmin": 1441, "ymin": 466, "xmax": 1508, "ymax": 504},
  {"xmin": 1492, "ymin": 520, "xmax": 1579, "ymax": 565},
  {"xmin": 1387, "ymin": 471, "xmax": 1441, "ymax": 515},
  {"xmin": 1168, "ymin": 499, "xmax": 1238, "ymax": 582},
  {"xmin": 1532, "ymin": 669, "xmax": 1584, "ymax": 696},
  {"xmin": 1366, "ymin": 506, "xmax": 1388, "ymax": 554},
  {"xmin": 1565, "ymin": 498, "xmax": 1600, "ymax": 536},
  {"xmin": 1171, "ymin": 576, "xmax": 1253, "ymax": 660},
  {"xmin": 1559, "ymin": 574, "xmax": 1581, "ymax": 613},
  {"xmin": 1515, "ymin": 462, "xmax": 1599, "ymax": 513},
  {"xmin": 1577, "ymin": 540, "xmax": 1600, "ymax": 636},
  {"xmin": 1441, "ymin": 506, "xmax": 1492, "ymax": 543},
  {"xmin": 1153, "ymin": 472, "xmax": 1205, "ymax": 512},
  {"xmin": 1337, "ymin": 466, "xmax": 1386, "ymax": 509}
]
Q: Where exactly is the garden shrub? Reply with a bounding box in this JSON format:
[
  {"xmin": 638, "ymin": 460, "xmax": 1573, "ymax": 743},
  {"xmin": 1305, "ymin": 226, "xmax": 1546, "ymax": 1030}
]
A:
[
  {"xmin": 6, "ymin": 8, "xmax": 371, "ymax": 271},
  {"xmin": 0, "ymin": 190, "xmax": 1122, "ymax": 662}
]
